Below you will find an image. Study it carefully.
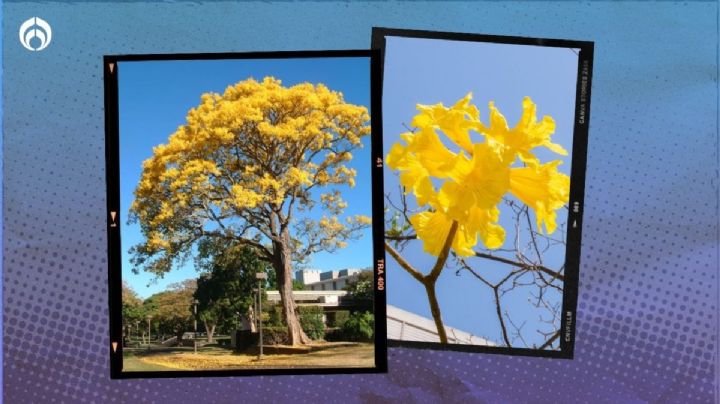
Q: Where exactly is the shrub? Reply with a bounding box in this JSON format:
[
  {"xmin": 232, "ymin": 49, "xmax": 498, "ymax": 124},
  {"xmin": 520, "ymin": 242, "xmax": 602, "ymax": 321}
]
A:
[
  {"xmin": 331, "ymin": 310, "xmax": 350, "ymax": 328},
  {"xmin": 262, "ymin": 326, "xmax": 288, "ymax": 345},
  {"xmin": 267, "ymin": 304, "xmax": 284, "ymax": 327},
  {"xmin": 298, "ymin": 306, "xmax": 325, "ymax": 340},
  {"xmin": 339, "ymin": 311, "xmax": 374, "ymax": 342}
]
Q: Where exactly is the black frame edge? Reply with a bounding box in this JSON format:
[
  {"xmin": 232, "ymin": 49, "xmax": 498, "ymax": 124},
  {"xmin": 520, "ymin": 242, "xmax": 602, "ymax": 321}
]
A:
[
  {"xmin": 370, "ymin": 48, "xmax": 389, "ymax": 373},
  {"xmin": 372, "ymin": 27, "xmax": 594, "ymax": 360},
  {"xmin": 104, "ymin": 55, "xmax": 123, "ymax": 378},
  {"xmin": 104, "ymin": 49, "xmax": 388, "ymax": 379},
  {"xmin": 559, "ymin": 41, "xmax": 594, "ymax": 359}
]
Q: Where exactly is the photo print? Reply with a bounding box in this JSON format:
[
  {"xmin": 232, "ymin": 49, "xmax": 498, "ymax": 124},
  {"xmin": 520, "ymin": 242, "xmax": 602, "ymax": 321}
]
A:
[
  {"xmin": 104, "ymin": 50, "xmax": 386, "ymax": 377},
  {"xmin": 373, "ymin": 28, "xmax": 593, "ymax": 358}
]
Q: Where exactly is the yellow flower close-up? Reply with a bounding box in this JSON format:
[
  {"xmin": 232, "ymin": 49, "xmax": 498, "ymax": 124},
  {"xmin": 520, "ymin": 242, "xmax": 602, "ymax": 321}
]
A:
[
  {"xmin": 387, "ymin": 93, "xmax": 570, "ymax": 257},
  {"xmin": 478, "ymin": 96, "xmax": 568, "ymax": 168},
  {"xmin": 509, "ymin": 160, "xmax": 570, "ymax": 234}
]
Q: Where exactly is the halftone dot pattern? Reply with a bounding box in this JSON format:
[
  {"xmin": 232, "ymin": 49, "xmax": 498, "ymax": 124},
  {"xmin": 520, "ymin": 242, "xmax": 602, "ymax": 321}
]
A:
[{"xmin": 3, "ymin": 2, "xmax": 717, "ymax": 403}]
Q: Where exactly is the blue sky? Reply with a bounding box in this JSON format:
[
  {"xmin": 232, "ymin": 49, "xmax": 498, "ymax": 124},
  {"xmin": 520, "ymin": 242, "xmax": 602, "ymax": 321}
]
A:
[
  {"xmin": 117, "ymin": 57, "xmax": 372, "ymax": 299},
  {"xmin": 383, "ymin": 36, "xmax": 579, "ymax": 348}
]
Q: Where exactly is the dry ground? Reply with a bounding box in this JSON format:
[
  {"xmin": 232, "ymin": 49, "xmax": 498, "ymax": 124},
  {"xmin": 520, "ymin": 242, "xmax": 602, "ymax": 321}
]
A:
[{"xmin": 123, "ymin": 342, "xmax": 374, "ymax": 371}]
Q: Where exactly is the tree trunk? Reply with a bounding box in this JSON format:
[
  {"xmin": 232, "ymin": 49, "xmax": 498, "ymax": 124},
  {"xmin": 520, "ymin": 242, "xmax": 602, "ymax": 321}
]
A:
[
  {"xmin": 204, "ymin": 321, "xmax": 215, "ymax": 343},
  {"xmin": 272, "ymin": 227, "xmax": 311, "ymax": 346}
]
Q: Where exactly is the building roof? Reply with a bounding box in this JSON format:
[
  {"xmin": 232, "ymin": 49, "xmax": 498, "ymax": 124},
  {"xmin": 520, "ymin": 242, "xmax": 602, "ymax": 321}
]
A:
[{"xmin": 387, "ymin": 304, "xmax": 495, "ymax": 346}]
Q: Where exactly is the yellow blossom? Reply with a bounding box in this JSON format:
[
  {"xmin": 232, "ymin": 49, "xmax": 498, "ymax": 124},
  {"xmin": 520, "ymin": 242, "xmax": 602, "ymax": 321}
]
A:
[
  {"xmin": 386, "ymin": 127, "xmax": 465, "ymax": 206},
  {"xmin": 387, "ymin": 94, "xmax": 570, "ymax": 256},
  {"xmin": 509, "ymin": 161, "xmax": 570, "ymax": 234},
  {"xmin": 412, "ymin": 92, "xmax": 479, "ymax": 153},
  {"xmin": 477, "ymin": 97, "xmax": 567, "ymax": 167}
]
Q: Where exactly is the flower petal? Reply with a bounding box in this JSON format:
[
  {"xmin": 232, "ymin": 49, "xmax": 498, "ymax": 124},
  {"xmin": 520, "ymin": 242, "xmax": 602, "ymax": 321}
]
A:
[
  {"xmin": 509, "ymin": 161, "xmax": 570, "ymax": 234},
  {"xmin": 409, "ymin": 211, "xmax": 454, "ymax": 257}
]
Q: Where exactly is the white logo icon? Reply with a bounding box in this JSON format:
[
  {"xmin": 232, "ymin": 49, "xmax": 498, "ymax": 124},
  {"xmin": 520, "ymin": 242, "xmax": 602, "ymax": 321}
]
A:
[{"xmin": 19, "ymin": 17, "xmax": 52, "ymax": 51}]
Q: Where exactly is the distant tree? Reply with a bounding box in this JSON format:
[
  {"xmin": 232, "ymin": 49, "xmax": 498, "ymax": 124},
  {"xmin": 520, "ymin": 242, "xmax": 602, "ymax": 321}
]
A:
[
  {"xmin": 143, "ymin": 279, "xmax": 196, "ymax": 340},
  {"xmin": 194, "ymin": 239, "xmax": 272, "ymax": 341},
  {"xmin": 129, "ymin": 77, "xmax": 372, "ymax": 345},
  {"xmin": 343, "ymin": 271, "xmax": 374, "ymax": 308},
  {"xmin": 122, "ymin": 281, "xmax": 146, "ymax": 339},
  {"xmin": 122, "ymin": 281, "xmax": 145, "ymax": 322}
]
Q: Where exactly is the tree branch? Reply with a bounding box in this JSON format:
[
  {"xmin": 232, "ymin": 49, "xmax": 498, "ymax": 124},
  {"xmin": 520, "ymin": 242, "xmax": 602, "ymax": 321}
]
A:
[
  {"xmin": 385, "ymin": 235, "xmax": 418, "ymax": 241},
  {"xmin": 473, "ymin": 252, "xmax": 565, "ymax": 282},
  {"xmin": 525, "ymin": 208, "xmax": 543, "ymax": 264},
  {"xmin": 384, "ymin": 242, "xmax": 424, "ymax": 283},
  {"xmin": 202, "ymin": 230, "xmax": 273, "ymax": 261},
  {"xmin": 424, "ymin": 281, "xmax": 448, "ymax": 344},
  {"xmin": 386, "ymin": 233, "xmax": 564, "ymax": 282},
  {"xmin": 493, "ymin": 287, "xmax": 511, "ymax": 347},
  {"xmin": 427, "ymin": 221, "xmax": 459, "ymax": 282},
  {"xmin": 538, "ymin": 330, "xmax": 560, "ymax": 350}
]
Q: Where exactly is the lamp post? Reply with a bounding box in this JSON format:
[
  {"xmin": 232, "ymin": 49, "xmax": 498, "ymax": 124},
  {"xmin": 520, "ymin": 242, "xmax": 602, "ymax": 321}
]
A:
[
  {"xmin": 252, "ymin": 288, "xmax": 258, "ymax": 332},
  {"xmin": 193, "ymin": 299, "xmax": 199, "ymax": 354},
  {"xmin": 255, "ymin": 272, "xmax": 267, "ymax": 360},
  {"xmin": 145, "ymin": 315, "xmax": 152, "ymax": 349}
]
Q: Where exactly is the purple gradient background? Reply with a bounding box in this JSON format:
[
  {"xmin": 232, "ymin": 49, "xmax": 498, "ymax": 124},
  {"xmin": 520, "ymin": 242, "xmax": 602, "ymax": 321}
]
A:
[{"xmin": 2, "ymin": 1, "xmax": 717, "ymax": 403}]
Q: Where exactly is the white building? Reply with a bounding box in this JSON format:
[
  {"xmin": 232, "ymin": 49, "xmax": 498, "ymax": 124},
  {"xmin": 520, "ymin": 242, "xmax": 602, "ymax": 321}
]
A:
[
  {"xmin": 295, "ymin": 269, "xmax": 321, "ymax": 285},
  {"xmin": 295, "ymin": 268, "xmax": 370, "ymax": 291},
  {"xmin": 265, "ymin": 290, "xmax": 346, "ymax": 306},
  {"xmin": 386, "ymin": 304, "xmax": 495, "ymax": 346}
]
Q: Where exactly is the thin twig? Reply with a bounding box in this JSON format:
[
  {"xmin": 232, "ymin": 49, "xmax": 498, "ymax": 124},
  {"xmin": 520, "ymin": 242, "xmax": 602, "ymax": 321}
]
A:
[
  {"xmin": 474, "ymin": 252, "xmax": 565, "ymax": 282},
  {"xmin": 525, "ymin": 208, "xmax": 543, "ymax": 265},
  {"xmin": 538, "ymin": 330, "xmax": 560, "ymax": 350},
  {"xmin": 387, "ymin": 233, "xmax": 565, "ymax": 282}
]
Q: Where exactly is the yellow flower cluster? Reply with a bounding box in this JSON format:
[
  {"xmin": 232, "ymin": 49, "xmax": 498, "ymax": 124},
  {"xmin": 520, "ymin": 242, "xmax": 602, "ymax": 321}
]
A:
[
  {"xmin": 130, "ymin": 77, "xmax": 371, "ymax": 247},
  {"xmin": 387, "ymin": 93, "xmax": 570, "ymax": 257}
]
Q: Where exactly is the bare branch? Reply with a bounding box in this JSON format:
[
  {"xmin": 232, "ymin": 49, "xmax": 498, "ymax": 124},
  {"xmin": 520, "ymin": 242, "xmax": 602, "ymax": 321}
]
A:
[
  {"xmin": 428, "ymin": 222, "xmax": 458, "ymax": 282},
  {"xmin": 493, "ymin": 288, "xmax": 511, "ymax": 347},
  {"xmin": 385, "ymin": 235, "xmax": 418, "ymax": 241},
  {"xmin": 473, "ymin": 252, "xmax": 565, "ymax": 282},
  {"xmin": 524, "ymin": 208, "xmax": 543, "ymax": 264},
  {"xmin": 538, "ymin": 330, "xmax": 560, "ymax": 350},
  {"xmin": 384, "ymin": 242, "xmax": 424, "ymax": 283}
]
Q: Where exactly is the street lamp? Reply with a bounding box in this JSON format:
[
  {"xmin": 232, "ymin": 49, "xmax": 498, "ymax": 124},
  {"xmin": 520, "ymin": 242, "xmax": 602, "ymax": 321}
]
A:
[
  {"xmin": 192, "ymin": 299, "xmax": 199, "ymax": 354},
  {"xmin": 252, "ymin": 288, "xmax": 259, "ymax": 332},
  {"xmin": 255, "ymin": 272, "xmax": 267, "ymax": 360},
  {"xmin": 145, "ymin": 315, "xmax": 152, "ymax": 349},
  {"xmin": 134, "ymin": 321, "xmax": 139, "ymax": 346}
]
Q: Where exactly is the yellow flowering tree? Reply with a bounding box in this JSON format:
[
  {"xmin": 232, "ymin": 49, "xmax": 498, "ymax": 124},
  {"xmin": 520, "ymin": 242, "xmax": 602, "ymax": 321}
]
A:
[
  {"xmin": 129, "ymin": 77, "xmax": 371, "ymax": 345},
  {"xmin": 385, "ymin": 93, "xmax": 569, "ymax": 345}
]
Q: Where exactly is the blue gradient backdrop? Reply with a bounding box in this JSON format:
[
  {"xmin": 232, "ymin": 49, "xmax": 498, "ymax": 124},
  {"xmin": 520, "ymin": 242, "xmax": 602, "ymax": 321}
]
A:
[{"xmin": 2, "ymin": 1, "xmax": 717, "ymax": 403}]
